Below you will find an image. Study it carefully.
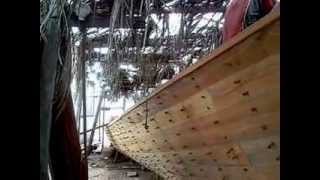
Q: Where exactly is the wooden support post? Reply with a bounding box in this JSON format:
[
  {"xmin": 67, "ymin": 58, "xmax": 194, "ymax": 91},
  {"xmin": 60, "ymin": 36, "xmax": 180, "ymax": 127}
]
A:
[
  {"xmin": 113, "ymin": 150, "xmax": 119, "ymax": 163},
  {"xmin": 122, "ymin": 97, "xmax": 126, "ymax": 112},
  {"xmin": 87, "ymin": 90, "xmax": 104, "ymax": 154},
  {"xmin": 76, "ymin": 99, "xmax": 82, "ymax": 133},
  {"xmin": 80, "ymin": 23, "xmax": 88, "ymax": 160},
  {"xmin": 98, "ymin": 104, "xmax": 101, "ymax": 142},
  {"xmin": 101, "ymin": 98, "xmax": 105, "ymax": 152}
]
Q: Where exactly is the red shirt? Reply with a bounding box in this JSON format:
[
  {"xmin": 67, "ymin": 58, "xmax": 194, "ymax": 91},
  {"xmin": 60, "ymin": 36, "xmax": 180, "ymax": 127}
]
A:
[{"xmin": 222, "ymin": 0, "xmax": 275, "ymax": 43}]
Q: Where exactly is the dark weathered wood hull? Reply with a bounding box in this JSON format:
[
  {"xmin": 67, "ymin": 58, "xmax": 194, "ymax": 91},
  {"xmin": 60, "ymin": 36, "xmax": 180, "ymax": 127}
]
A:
[{"xmin": 107, "ymin": 9, "xmax": 280, "ymax": 180}]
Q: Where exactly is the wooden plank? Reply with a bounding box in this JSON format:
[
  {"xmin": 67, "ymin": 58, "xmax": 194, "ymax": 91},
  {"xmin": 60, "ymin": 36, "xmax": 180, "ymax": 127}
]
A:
[
  {"xmin": 108, "ymin": 8, "xmax": 280, "ymax": 180},
  {"xmin": 111, "ymin": 53, "xmax": 279, "ymax": 151}
]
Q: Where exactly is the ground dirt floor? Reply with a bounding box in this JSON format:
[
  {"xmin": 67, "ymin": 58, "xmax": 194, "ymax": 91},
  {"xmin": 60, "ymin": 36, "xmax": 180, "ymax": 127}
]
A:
[{"xmin": 88, "ymin": 148, "xmax": 162, "ymax": 180}]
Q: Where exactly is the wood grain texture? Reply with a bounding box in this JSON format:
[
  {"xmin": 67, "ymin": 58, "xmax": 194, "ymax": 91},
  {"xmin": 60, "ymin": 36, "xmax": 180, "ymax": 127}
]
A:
[{"xmin": 107, "ymin": 9, "xmax": 280, "ymax": 180}]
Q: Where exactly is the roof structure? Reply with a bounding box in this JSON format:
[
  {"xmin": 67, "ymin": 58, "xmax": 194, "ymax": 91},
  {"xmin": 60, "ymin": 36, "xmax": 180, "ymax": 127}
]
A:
[{"xmin": 67, "ymin": 0, "xmax": 229, "ymax": 103}]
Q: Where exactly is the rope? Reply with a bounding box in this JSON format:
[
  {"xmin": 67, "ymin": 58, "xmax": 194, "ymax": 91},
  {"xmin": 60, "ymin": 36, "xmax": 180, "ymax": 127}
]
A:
[{"xmin": 144, "ymin": 98, "xmax": 149, "ymax": 130}]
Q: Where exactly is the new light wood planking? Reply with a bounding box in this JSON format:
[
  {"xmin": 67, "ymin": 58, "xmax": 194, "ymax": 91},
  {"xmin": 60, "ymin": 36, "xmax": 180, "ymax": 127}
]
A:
[{"xmin": 107, "ymin": 8, "xmax": 280, "ymax": 180}]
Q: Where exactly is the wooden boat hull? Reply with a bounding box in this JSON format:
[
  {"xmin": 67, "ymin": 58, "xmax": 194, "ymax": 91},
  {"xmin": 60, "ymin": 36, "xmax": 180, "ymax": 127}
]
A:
[{"xmin": 107, "ymin": 9, "xmax": 280, "ymax": 180}]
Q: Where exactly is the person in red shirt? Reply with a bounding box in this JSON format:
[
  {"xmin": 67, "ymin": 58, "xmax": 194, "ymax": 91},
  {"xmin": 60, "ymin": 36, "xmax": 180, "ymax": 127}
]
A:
[{"xmin": 222, "ymin": 0, "xmax": 278, "ymax": 43}]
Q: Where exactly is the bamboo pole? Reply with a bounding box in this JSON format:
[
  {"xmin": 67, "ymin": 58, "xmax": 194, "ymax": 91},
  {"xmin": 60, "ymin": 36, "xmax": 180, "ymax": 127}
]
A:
[
  {"xmin": 80, "ymin": 23, "xmax": 88, "ymax": 160},
  {"xmin": 87, "ymin": 90, "xmax": 104, "ymax": 154}
]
